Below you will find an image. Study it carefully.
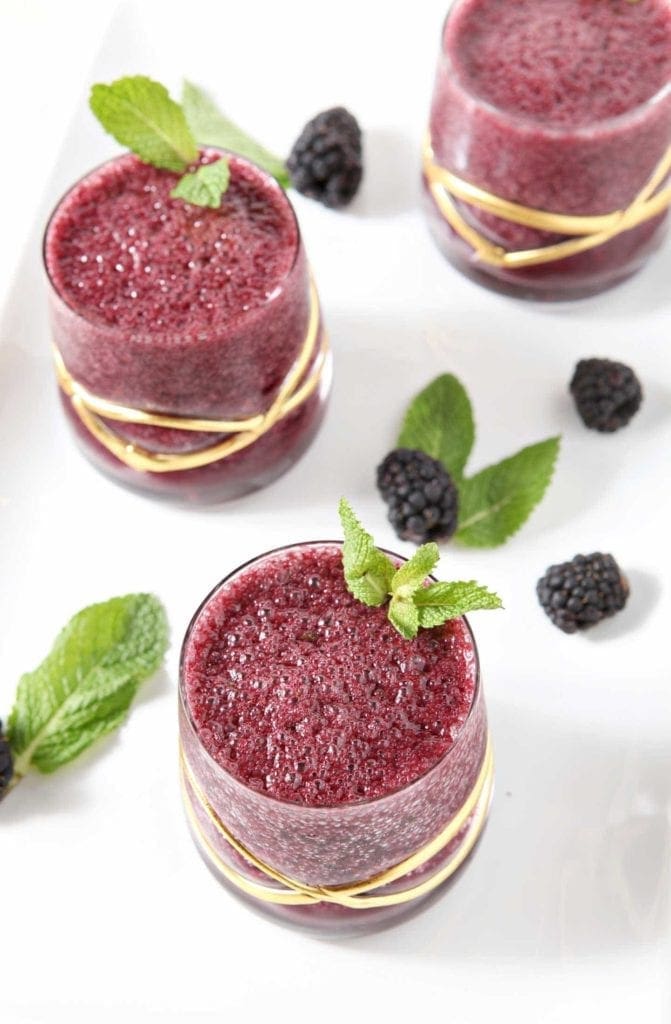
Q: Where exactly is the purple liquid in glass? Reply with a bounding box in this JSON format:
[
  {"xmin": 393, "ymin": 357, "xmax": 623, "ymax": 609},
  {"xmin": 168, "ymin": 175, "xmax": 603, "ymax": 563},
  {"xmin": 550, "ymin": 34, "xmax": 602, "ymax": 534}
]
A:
[{"xmin": 179, "ymin": 543, "xmax": 490, "ymax": 932}]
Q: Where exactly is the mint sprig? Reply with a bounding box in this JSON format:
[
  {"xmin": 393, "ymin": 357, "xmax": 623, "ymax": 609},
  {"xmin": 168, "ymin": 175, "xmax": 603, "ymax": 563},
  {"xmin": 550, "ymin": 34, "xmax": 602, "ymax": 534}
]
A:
[
  {"xmin": 397, "ymin": 374, "xmax": 560, "ymax": 547},
  {"xmin": 89, "ymin": 75, "xmax": 230, "ymax": 208},
  {"xmin": 5, "ymin": 594, "xmax": 168, "ymax": 792},
  {"xmin": 182, "ymin": 81, "xmax": 291, "ymax": 188},
  {"xmin": 339, "ymin": 499, "xmax": 502, "ymax": 639}
]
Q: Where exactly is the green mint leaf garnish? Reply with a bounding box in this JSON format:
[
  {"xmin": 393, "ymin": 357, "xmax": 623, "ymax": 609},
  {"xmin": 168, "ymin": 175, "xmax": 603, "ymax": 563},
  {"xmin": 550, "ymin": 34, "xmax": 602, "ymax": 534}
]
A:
[
  {"xmin": 7, "ymin": 594, "xmax": 168, "ymax": 782},
  {"xmin": 388, "ymin": 595, "xmax": 419, "ymax": 640},
  {"xmin": 170, "ymin": 157, "xmax": 230, "ymax": 208},
  {"xmin": 339, "ymin": 498, "xmax": 395, "ymax": 606},
  {"xmin": 390, "ymin": 542, "xmax": 439, "ymax": 599},
  {"xmin": 414, "ymin": 581, "xmax": 503, "ymax": 629},
  {"xmin": 339, "ymin": 500, "xmax": 501, "ymax": 639},
  {"xmin": 90, "ymin": 75, "xmax": 198, "ymax": 172},
  {"xmin": 182, "ymin": 80, "xmax": 291, "ymax": 189},
  {"xmin": 90, "ymin": 75, "xmax": 230, "ymax": 207},
  {"xmin": 456, "ymin": 437, "xmax": 560, "ymax": 547},
  {"xmin": 397, "ymin": 374, "xmax": 475, "ymax": 480},
  {"xmin": 394, "ymin": 374, "xmax": 560, "ymax": 547}
]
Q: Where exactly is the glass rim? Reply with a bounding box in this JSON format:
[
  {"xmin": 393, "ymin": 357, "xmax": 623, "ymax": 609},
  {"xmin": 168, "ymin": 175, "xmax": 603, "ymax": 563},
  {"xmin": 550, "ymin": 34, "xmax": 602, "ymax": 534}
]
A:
[
  {"xmin": 179, "ymin": 539, "xmax": 483, "ymax": 813},
  {"xmin": 42, "ymin": 148, "xmax": 304, "ymax": 339},
  {"xmin": 439, "ymin": 0, "xmax": 671, "ymax": 139}
]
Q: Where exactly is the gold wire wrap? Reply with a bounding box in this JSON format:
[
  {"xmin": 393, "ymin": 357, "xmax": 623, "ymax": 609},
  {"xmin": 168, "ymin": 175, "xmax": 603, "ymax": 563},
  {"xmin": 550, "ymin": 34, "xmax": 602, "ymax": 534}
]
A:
[
  {"xmin": 53, "ymin": 278, "xmax": 328, "ymax": 473},
  {"xmin": 179, "ymin": 736, "xmax": 494, "ymax": 909},
  {"xmin": 423, "ymin": 135, "xmax": 671, "ymax": 269}
]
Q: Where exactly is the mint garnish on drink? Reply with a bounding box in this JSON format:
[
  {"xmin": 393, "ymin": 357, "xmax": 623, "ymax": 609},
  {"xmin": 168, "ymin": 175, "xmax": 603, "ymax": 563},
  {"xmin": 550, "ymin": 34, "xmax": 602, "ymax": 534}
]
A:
[
  {"xmin": 89, "ymin": 75, "xmax": 292, "ymax": 208},
  {"xmin": 89, "ymin": 74, "xmax": 363, "ymax": 210},
  {"xmin": 385, "ymin": 374, "xmax": 560, "ymax": 548},
  {"xmin": 90, "ymin": 75, "xmax": 231, "ymax": 208},
  {"xmin": 339, "ymin": 499, "xmax": 502, "ymax": 639},
  {"xmin": 0, "ymin": 594, "xmax": 168, "ymax": 801}
]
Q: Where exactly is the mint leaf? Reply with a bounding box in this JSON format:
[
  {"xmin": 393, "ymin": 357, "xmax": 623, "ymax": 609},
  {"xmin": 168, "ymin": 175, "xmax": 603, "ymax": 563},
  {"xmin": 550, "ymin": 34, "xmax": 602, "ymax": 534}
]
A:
[
  {"xmin": 397, "ymin": 374, "xmax": 475, "ymax": 480},
  {"xmin": 7, "ymin": 594, "xmax": 168, "ymax": 776},
  {"xmin": 388, "ymin": 596, "xmax": 419, "ymax": 640},
  {"xmin": 339, "ymin": 498, "xmax": 395, "ymax": 606},
  {"xmin": 391, "ymin": 543, "xmax": 439, "ymax": 599},
  {"xmin": 90, "ymin": 76, "xmax": 198, "ymax": 172},
  {"xmin": 171, "ymin": 157, "xmax": 230, "ymax": 208},
  {"xmin": 414, "ymin": 581, "xmax": 502, "ymax": 628},
  {"xmin": 182, "ymin": 81, "xmax": 291, "ymax": 188},
  {"xmin": 456, "ymin": 437, "xmax": 560, "ymax": 547}
]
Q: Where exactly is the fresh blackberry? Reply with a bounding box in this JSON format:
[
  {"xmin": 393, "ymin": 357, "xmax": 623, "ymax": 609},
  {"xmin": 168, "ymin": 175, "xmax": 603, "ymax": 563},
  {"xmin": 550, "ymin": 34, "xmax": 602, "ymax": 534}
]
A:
[
  {"xmin": 377, "ymin": 448, "xmax": 459, "ymax": 544},
  {"xmin": 287, "ymin": 107, "xmax": 363, "ymax": 209},
  {"xmin": 0, "ymin": 720, "xmax": 13, "ymax": 800},
  {"xmin": 536, "ymin": 552, "xmax": 629, "ymax": 633},
  {"xmin": 570, "ymin": 358, "xmax": 642, "ymax": 432}
]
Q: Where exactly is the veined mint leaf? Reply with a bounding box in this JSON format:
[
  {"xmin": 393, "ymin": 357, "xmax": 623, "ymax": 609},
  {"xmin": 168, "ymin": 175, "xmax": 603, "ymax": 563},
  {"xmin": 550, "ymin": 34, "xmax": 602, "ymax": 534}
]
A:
[
  {"xmin": 414, "ymin": 581, "xmax": 502, "ymax": 628},
  {"xmin": 388, "ymin": 595, "xmax": 419, "ymax": 640},
  {"xmin": 171, "ymin": 157, "xmax": 230, "ymax": 208},
  {"xmin": 7, "ymin": 594, "xmax": 168, "ymax": 776},
  {"xmin": 182, "ymin": 81, "xmax": 291, "ymax": 188},
  {"xmin": 456, "ymin": 437, "xmax": 560, "ymax": 548},
  {"xmin": 339, "ymin": 498, "xmax": 395, "ymax": 606},
  {"xmin": 90, "ymin": 76, "xmax": 198, "ymax": 172},
  {"xmin": 397, "ymin": 374, "xmax": 475, "ymax": 479},
  {"xmin": 391, "ymin": 543, "xmax": 439, "ymax": 599}
]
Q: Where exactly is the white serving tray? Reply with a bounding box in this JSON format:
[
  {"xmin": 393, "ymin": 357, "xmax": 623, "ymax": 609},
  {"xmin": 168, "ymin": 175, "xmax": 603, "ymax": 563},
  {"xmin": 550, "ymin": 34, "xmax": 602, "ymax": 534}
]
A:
[{"xmin": 1, "ymin": 2, "xmax": 669, "ymax": 1021}]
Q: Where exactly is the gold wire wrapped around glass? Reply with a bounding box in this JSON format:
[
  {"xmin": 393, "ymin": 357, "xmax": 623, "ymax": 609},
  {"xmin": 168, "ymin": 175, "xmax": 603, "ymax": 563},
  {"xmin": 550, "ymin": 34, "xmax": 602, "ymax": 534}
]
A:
[
  {"xmin": 52, "ymin": 277, "xmax": 328, "ymax": 473},
  {"xmin": 423, "ymin": 135, "xmax": 671, "ymax": 269},
  {"xmin": 180, "ymin": 735, "xmax": 494, "ymax": 909}
]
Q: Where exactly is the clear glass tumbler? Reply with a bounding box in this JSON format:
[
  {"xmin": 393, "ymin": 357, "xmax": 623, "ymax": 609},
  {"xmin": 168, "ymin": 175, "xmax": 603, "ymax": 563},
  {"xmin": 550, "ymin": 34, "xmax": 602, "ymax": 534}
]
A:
[
  {"xmin": 44, "ymin": 152, "xmax": 330, "ymax": 502},
  {"xmin": 179, "ymin": 542, "xmax": 493, "ymax": 934},
  {"xmin": 424, "ymin": 0, "xmax": 671, "ymax": 300}
]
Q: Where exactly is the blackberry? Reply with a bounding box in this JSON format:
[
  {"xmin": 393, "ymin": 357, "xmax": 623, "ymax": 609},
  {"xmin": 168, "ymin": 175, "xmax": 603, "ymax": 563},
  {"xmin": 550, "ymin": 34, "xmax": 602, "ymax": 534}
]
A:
[
  {"xmin": 570, "ymin": 358, "xmax": 642, "ymax": 432},
  {"xmin": 0, "ymin": 720, "xmax": 13, "ymax": 800},
  {"xmin": 287, "ymin": 107, "xmax": 363, "ymax": 209},
  {"xmin": 536, "ymin": 552, "xmax": 629, "ymax": 633},
  {"xmin": 377, "ymin": 448, "xmax": 459, "ymax": 544}
]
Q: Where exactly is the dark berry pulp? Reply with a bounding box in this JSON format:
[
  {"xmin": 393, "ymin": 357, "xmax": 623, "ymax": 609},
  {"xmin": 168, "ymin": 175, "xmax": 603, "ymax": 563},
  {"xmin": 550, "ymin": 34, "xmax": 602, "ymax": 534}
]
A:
[
  {"xmin": 45, "ymin": 151, "xmax": 297, "ymax": 334},
  {"xmin": 449, "ymin": 0, "xmax": 671, "ymax": 127},
  {"xmin": 183, "ymin": 545, "xmax": 477, "ymax": 807}
]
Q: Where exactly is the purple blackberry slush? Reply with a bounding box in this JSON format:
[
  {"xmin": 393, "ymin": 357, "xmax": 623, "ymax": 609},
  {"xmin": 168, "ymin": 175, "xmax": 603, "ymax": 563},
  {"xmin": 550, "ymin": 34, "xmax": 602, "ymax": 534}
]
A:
[
  {"xmin": 179, "ymin": 543, "xmax": 491, "ymax": 932},
  {"xmin": 425, "ymin": 0, "xmax": 671, "ymax": 299},
  {"xmin": 44, "ymin": 151, "xmax": 329, "ymax": 501}
]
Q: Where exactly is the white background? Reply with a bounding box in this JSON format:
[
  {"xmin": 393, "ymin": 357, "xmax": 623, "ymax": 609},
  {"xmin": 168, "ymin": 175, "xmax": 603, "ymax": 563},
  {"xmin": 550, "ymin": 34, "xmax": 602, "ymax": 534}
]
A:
[{"xmin": 1, "ymin": 1, "xmax": 670, "ymax": 1021}]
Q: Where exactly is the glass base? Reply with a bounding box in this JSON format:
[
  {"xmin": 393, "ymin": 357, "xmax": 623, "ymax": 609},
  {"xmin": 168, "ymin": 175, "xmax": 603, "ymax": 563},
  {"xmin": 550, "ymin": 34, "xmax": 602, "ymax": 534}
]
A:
[
  {"xmin": 59, "ymin": 348, "xmax": 332, "ymax": 504},
  {"xmin": 422, "ymin": 178, "xmax": 668, "ymax": 302},
  {"xmin": 182, "ymin": 766, "xmax": 494, "ymax": 936}
]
